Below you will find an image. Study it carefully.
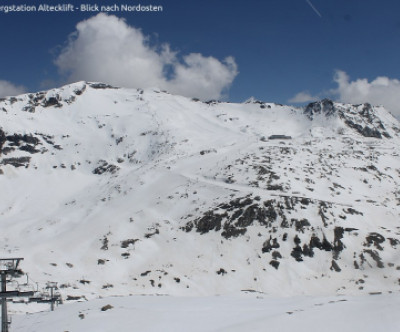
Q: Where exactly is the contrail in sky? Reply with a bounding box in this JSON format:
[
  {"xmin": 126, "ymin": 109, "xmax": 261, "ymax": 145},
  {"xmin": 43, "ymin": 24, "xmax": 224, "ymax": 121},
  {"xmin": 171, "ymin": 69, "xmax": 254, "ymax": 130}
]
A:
[{"xmin": 306, "ymin": 0, "xmax": 322, "ymax": 18}]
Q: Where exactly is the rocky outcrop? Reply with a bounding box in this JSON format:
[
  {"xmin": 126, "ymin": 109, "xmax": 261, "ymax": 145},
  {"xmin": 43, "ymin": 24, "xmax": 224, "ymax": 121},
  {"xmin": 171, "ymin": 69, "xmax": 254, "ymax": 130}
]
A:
[
  {"xmin": 304, "ymin": 100, "xmax": 394, "ymax": 139},
  {"xmin": 304, "ymin": 99, "xmax": 336, "ymax": 120}
]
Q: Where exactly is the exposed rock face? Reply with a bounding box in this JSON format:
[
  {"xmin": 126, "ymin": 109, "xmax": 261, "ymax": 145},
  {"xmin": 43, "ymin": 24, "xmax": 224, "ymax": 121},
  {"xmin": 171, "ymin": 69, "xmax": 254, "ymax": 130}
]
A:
[
  {"xmin": 344, "ymin": 119, "xmax": 383, "ymax": 138},
  {"xmin": 304, "ymin": 99, "xmax": 336, "ymax": 119},
  {"xmin": 0, "ymin": 128, "xmax": 6, "ymax": 154},
  {"xmin": 305, "ymin": 99, "xmax": 395, "ymax": 139},
  {"xmin": 89, "ymin": 83, "xmax": 118, "ymax": 89},
  {"xmin": 93, "ymin": 161, "xmax": 120, "ymax": 175},
  {"xmin": 1, "ymin": 156, "xmax": 31, "ymax": 167},
  {"xmin": 182, "ymin": 193, "xmax": 396, "ymax": 272}
]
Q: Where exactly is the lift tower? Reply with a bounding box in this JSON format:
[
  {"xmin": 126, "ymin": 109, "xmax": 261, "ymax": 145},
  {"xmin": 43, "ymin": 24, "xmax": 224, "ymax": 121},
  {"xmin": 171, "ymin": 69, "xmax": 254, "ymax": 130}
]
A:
[{"xmin": 0, "ymin": 258, "xmax": 34, "ymax": 332}]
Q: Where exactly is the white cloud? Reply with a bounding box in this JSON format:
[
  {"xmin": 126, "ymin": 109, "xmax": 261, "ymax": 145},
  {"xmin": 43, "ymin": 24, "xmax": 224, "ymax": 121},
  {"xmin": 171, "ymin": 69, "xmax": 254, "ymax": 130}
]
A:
[
  {"xmin": 333, "ymin": 70, "xmax": 400, "ymax": 118},
  {"xmin": 288, "ymin": 91, "xmax": 318, "ymax": 103},
  {"xmin": 55, "ymin": 13, "xmax": 238, "ymax": 100},
  {"xmin": 0, "ymin": 80, "xmax": 25, "ymax": 97},
  {"xmin": 167, "ymin": 54, "xmax": 237, "ymax": 100}
]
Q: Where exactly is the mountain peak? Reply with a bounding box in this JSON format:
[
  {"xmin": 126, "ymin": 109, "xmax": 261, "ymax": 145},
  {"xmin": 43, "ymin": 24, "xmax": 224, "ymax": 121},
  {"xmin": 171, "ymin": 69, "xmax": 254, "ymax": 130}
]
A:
[
  {"xmin": 304, "ymin": 98, "xmax": 336, "ymax": 119},
  {"xmin": 303, "ymin": 99, "xmax": 399, "ymax": 139}
]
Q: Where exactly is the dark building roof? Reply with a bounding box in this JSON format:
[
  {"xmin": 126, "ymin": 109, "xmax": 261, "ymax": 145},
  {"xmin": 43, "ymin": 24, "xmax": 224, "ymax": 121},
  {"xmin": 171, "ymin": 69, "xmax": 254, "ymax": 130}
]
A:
[{"xmin": 268, "ymin": 135, "xmax": 292, "ymax": 140}]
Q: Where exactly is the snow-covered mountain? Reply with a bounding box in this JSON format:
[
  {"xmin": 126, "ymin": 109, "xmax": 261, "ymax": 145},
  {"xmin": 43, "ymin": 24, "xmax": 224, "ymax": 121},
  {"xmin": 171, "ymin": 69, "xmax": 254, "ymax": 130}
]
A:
[{"xmin": 1, "ymin": 82, "xmax": 399, "ymax": 305}]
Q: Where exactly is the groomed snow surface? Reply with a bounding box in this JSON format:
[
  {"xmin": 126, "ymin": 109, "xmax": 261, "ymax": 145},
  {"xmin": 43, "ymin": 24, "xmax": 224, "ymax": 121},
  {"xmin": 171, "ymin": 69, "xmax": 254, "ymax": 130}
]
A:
[{"xmin": 12, "ymin": 292, "xmax": 400, "ymax": 332}]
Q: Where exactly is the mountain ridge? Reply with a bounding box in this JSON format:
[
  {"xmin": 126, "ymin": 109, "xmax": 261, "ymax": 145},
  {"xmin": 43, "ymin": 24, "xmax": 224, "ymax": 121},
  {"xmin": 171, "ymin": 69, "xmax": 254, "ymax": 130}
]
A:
[{"xmin": 0, "ymin": 82, "xmax": 399, "ymax": 307}]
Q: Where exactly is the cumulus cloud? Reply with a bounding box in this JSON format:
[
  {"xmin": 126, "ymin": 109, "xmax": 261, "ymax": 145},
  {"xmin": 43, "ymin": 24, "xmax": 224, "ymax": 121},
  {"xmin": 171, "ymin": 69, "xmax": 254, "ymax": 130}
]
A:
[
  {"xmin": 288, "ymin": 91, "xmax": 319, "ymax": 103},
  {"xmin": 55, "ymin": 13, "xmax": 238, "ymax": 100},
  {"xmin": 0, "ymin": 80, "xmax": 25, "ymax": 97},
  {"xmin": 333, "ymin": 70, "xmax": 400, "ymax": 118}
]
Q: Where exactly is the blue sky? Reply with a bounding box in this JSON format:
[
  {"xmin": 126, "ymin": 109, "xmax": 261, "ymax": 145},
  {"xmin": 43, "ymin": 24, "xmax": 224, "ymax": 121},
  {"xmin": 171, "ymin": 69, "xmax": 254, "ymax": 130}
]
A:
[{"xmin": 1, "ymin": 0, "xmax": 400, "ymax": 115}]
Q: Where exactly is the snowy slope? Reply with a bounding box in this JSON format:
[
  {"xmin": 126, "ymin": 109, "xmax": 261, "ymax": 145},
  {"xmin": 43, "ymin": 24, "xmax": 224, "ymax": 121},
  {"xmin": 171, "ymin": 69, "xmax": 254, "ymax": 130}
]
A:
[
  {"xmin": 12, "ymin": 292, "xmax": 400, "ymax": 332},
  {"xmin": 0, "ymin": 83, "xmax": 399, "ymax": 310}
]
